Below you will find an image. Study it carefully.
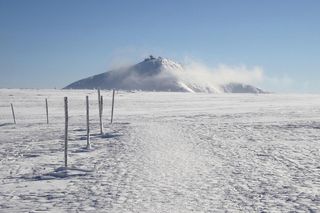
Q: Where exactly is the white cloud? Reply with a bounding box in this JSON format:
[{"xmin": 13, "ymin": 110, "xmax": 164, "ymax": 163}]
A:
[{"xmin": 181, "ymin": 59, "xmax": 264, "ymax": 86}]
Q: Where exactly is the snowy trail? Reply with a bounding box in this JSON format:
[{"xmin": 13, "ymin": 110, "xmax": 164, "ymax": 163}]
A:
[{"xmin": 0, "ymin": 89, "xmax": 320, "ymax": 212}]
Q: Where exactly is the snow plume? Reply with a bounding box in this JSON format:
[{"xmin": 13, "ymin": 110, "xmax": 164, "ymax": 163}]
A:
[
  {"xmin": 180, "ymin": 60, "xmax": 264, "ymax": 86},
  {"xmin": 65, "ymin": 56, "xmax": 266, "ymax": 93}
]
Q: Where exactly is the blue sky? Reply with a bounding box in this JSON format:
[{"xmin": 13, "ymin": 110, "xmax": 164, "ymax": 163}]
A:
[{"xmin": 0, "ymin": 0, "xmax": 319, "ymax": 92}]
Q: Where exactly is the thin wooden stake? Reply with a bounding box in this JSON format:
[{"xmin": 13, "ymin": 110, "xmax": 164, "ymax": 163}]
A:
[
  {"xmin": 86, "ymin": 96, "xmax": 91, "ymax": 149},
  {"xmin": 11, "ymin": 103, "xmax": 16, "ymax": 124},
  {"xmin": 64, "ymin": 97, "xmax": 68, "ymax": 168},
  {"xmin": 100, "ymin": 95, "xmax": 104, "ymax": 134},
  {"xmin": 111, "ymin": 89, "xmax": 115, "ymax": 124},
  {"xmin": 45, "ymin": 98, "xmax": 49, "ymax": 124},
  {"xmin": 98, "ymin": 89, "xmax": 103, "ymax": 135}
]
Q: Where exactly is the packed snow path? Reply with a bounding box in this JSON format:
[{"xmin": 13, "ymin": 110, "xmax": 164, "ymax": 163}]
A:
[{"xmin": 0, "ymin": 89, "xmax": 319, "ymax": 212}]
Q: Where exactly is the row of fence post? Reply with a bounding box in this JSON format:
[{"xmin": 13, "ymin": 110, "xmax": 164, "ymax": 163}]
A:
[
  {"xmin": 7, "ymin": 89, "xmax": 116, "ymax": 169},
  {"xmin": 8, "ymin": 89, "xmax": 115, "ymax": 126},
  {"xmin": 9, "ymin": 99, "xmax": 49, "ymax": 125},
  {"xmin": 63, "ymin": 89, "xmax": 116, "ymax": 168}
]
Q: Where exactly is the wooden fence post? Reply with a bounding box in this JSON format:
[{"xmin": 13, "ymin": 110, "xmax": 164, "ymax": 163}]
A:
[
  {"xmin": 45, "ymin": 98, "xmax": 49, "ymax": 124},
  {"xmin": 11, "ymin": 103, "xmax": 16, "ymax": 124},
  {"xmin": 64, "ymin": 97, "xmax": 68, "ymax": 168},
  {"xmin": 100, "ymin": 95, "xmax": 104, "ymax": 134},
  {"xmin": 98, "ymin": 89, "xmax": 103, "ymax": 135},
  {"xmin": 111, "ymin": 89, "xmax": 115, "ymax": 124},
  {"xmin": 86, "ymin": 96, "xmax": 91, "ymax": 149},
  {"xmin": 98, "ymin": 88, "xmax": 101, "ymax": 109}
]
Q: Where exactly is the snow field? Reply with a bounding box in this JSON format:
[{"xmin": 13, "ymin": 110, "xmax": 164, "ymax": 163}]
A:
[{"xmin": 0, "ymin": 89, "xmax": 320, "ymax": 212}]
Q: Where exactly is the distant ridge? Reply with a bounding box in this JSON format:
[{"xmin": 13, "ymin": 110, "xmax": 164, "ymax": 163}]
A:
[{"xmin": 64, "ymin": 56, "xmax": 266, "ymax": 93}]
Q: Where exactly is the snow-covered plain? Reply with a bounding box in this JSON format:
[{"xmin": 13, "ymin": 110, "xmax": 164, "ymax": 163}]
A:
[{"xmin": 0, "ymin": 89, "xmax": 319, "ymax": 212}]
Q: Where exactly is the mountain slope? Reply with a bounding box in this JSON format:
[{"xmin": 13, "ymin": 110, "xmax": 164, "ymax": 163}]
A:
[
  {"xmin": 222, "ymin": 83, "xmax": 265, "ymax": 93},
  {"xmin": 64, "ymin": 56, "xmax": 265, "ymax": 93}
]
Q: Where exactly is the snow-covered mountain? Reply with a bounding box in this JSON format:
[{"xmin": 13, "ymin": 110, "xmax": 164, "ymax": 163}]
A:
[{"xmin": 64, "ymin": 56, "xmax": 265, "ymax": 93}]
